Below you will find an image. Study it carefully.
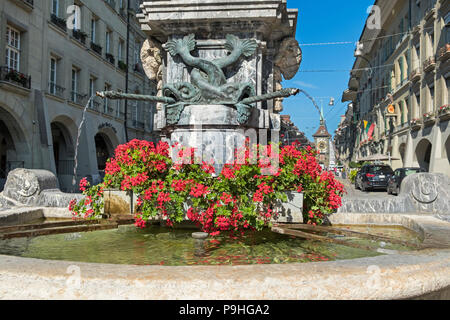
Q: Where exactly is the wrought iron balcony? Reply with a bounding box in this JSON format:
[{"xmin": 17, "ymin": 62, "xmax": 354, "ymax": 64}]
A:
[
  {"xmin": 0, "ymin": 66, "xmax": 31, "ymax": 89},
  {"xmin": 118, "ymin": 60, "xmax": 127, "ymax": 72},
  {"xmin": 133, "ymin": 63, "xmax": 144, "ymax": 74},
  {"xmin": 90, "ymin": 42, "xmax": 103, "ymax": 55},
  {"xmin": 424, "ymin": 7, "xmax": 436, "ymax": 21},
  {"xmin": 104, "ymin": 0, "xmax": 116, "ymax": 10},
  {"xmin": 423, "ymin": 56, "xmax": 436, "ymax": 72},
  {"xmin": 105, "ymin": 53, "xmax": 115, "ymax": 65},
  {"xmin": 70, "ymin": 92, "xmax": 88, "ymax": 105},
  {"xmin": 90, "ymin": 98, "xmax": 102, "ymax": 111},
  {"xmin": 438, "ymin": 44, "xmax": 450, "ymax": 62},
  {"xmin": 438, "ymin": 105, "xmax": 450, "ymax": 121},
  {"xmin": 119, "ymin": 8, "xmax": 127, "ymax": 19},
  {"xmin": 410, "ymin": 118, "xmax": 422, "ymax": 130},
  {"xmin": 132, "ymin": 120, "xmax": 145, "ymax": 129},
  {"xmin": 10, "ymin": 0, "xmax": 33, "ymax": 11},
  {"xmin": 423, "ymin": 112, "xmax": 436, "ymax": 127},
  {"xmin": 50, "ymin": 14, "xmax": 67, "ymax": 32},
  {"xmin": 72, "ymin": 29, "xmax": 87, "ymax": 45},
  {"xmin": 410, "ymin": 68, "xmax": 421, "ymax": 82},
  {"xmin": 48, "ymin": 82, "xmax": 65, "ymax": 98}
]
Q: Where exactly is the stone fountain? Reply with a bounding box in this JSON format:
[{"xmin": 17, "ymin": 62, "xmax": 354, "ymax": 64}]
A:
[
  {"xmin": 98, "ymin": 0, "xmax": 302, "ymax": 170},
  {"xmin": 0, "ymin": 1, "xmax": 450, "ymax": 300}
]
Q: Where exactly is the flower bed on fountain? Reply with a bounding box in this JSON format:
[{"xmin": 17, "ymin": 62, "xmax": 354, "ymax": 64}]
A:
[{"xmin": 69, "ymin": 140, "xmax": 345, "ymax": 235}]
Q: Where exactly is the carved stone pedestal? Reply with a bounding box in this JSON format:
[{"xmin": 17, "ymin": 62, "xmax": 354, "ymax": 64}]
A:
[{"xmin": 159, "ymin": 104, "xmax": 271, "ymax": 173}]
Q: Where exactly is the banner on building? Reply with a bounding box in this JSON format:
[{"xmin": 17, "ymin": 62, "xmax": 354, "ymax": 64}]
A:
[{"xmin": 367, "ymin": 123, "xmax": 376, "ymax": 140}]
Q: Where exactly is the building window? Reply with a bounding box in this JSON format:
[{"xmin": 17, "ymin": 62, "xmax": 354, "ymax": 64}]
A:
[
  {"xmin": 148, "ymin": 104, "xmax": 153, "ymax": 131},
  {"xmin": 399, "ymin": 100, "xmax": 408, "ymax": 125},
  {"xmin": 400, "ymin": 56, "xmax": 407, "ymax": 84},
  {"xmin": 414, "ymin": 43, "xmax": 420, "ymax": 69},
  {"xmin": 105, "ymin": 30, "xmax": 111, "ymax": 54},
  {"xmin": 5, "ymin": 26, "xmax": 21, "ymax": 71},
  {"xmin": 91, "ymin": 18, "xmax": 97, "ymax": 43},
  {"xmin": 134, "ymin": 42, "xmax": 141, "ymax": 66},
  {"xmin": 132, "ymin": 101, "xmax": 138, "ymax": 126},
  {"xmin": 89, "ymin": 76, "xmax": 96, "ymax": 108},
  {"xmin": 104, "ymin": 83, "xmax": 111, "ymax": 113},
  {"xmin": 51, "ymin": 0, "xmax": 59, "ymax": 16},
  {"xmin": 426, "ymin": 31, "xmax": 434, "ymax": 57},
  {"xmin": 446, "ymin": 25, "xmax": 450, "ymax": 44},
  {"xmin": 71, "ymin": 68, "xmax": 78, "ymax": 102},
  {"xmin": 446, "ymin": 77, "xmax": 450, "ymax": 106},
  {"xmin": 429, "ymin": 85, "xmax": 434, "ymax": 113},
  {"xmin": 415, "ymin": 91, "xmax": 421, "ymax": 118},
  {"xmin": 49, "ymin": 57, "xmax": 57, "ymax": 94},
  {"xmin": 118, "ymin": 40, "xmax": 123, "ymax": 61},
  {"xmin": 72, "ymin": 5, "xmax": 81, "ymax": 31},
  {"xmin": 116, "ymin": 90, "xmax": 122, "ymax": 118}
]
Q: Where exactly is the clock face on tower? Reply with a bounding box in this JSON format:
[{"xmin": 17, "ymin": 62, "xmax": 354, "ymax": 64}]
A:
[{"xmin": 317, "ymin": 139, "xmax": 328, "ymax": 153}]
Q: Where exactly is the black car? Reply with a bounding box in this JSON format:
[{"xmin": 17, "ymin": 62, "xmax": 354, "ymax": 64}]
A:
[
  {"xmin": 387, "ymin": 167, "xmax": 426, "ymax": 195},
  {"xmin": 355, "ymin": 164, "xmax": 394, "ymax": 192}
]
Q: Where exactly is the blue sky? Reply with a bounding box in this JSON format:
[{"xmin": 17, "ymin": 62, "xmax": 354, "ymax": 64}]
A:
[{"xmin": 282, "ymin": 0, "xmax": 375, "ymax": 141}]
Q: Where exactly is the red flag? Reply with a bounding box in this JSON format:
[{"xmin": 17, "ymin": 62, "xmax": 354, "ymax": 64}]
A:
[{"xmin": 367, "ymin": 123, "xmax": 376, "ymax": 139}]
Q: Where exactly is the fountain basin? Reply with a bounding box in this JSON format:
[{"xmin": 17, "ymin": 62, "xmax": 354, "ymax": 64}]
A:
[
  {"xmin": 0, "ymin": 223, "xmax": 420, "ymax": 266},
  {"xmin": 0, "ymin": 210, "xmax": 449, "ymax": 299}
]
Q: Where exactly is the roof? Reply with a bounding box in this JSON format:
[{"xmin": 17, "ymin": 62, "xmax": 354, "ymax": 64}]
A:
[{"xmin": 313, "ymin": 121, "xmax": 331, "ymax": 138}]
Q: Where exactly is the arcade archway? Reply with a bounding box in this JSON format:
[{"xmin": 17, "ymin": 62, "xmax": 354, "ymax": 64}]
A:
[
  {"xmin": 415, "ymin": 139, "xmax": 432, "ymax": 171},
  {"xmin": 95, "ymin": 133, "xmax": 114, "ymax": 174}
]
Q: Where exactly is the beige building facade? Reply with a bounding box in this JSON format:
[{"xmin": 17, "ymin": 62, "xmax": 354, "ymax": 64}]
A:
[
  {"xmin": 338, "ymin": 0, "xmax": 450, "ymax": 176},
  {"xmin": 0, "ymin": 0, "xmax": 157, "ymax": 191}
]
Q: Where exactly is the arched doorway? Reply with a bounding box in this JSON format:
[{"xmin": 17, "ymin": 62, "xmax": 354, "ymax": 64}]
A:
[
  {"xmin": 51, "ymin": 121, "xmax": 75, "ymax": 191},
  {"xmin": 415, "ymin": 139, "xmax": 432, "ymax": 171},
  {"xmin": 0, "ymin": 106, "xmax": 29, "ymax": 190},
  {"xmin": 95, "ymin": 133, "xmax": 114, "ymax": 177},
  {"xmin": 399, "ymin": 143, "xmax": 406, "ymax": 167}
]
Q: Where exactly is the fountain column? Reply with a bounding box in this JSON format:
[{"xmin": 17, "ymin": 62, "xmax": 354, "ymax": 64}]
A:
[{"xmin": 137, "ymin": 0, "xmax": 301, "ymax": 168}]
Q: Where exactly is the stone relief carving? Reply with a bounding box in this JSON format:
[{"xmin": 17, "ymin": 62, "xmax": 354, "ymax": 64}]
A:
[
  {"xmin": 273, "ymin": 37, "xmax": 302, "ymax": 113},
  {"xmin": 1, "ymin": 169, "xmax": 83, "ymax": 207},
  {"xmin": 100, "ymin": 35, "xmax": 299, "ymax": 126},
  {"xmin": 163, "ymin": 33, "xmax": 258, "ymax": 105},
  {"xmin": 411, "ymin": 175, "xmax": 439, "ymax": 204},
  {"xmin": 4, "ymin": 170, "xmax": 40, "ymax": 198},
  {"xmin": 141, "ymin": 38, "xmax": 164, "ymax": 110}
]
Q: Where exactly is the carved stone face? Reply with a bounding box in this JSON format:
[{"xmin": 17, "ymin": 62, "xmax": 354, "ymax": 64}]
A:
[
  {"xmin": 275, "ymin": 38, "xmax": 302, "ymax": 80},
  {"xmin": 141, "ymin": 38, "xmax": 162, "ymax": 81}
]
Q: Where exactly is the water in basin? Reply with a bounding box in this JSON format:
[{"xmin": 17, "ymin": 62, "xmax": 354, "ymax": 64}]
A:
[{"xmin": 0, "ymin": 222, "xmax": 421, "ymax": 266}]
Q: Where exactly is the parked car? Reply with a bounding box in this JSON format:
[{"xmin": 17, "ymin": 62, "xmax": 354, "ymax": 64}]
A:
[
  {"xmin": 355, "ymin": 164, "xmax": 394, "ymax": 192},
  {"xmin": 387, "ymin": 167, "xmax": 426, "ymax": 195}
]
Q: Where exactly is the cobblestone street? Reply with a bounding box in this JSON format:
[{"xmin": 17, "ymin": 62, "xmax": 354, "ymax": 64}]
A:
[{"xmin": 337, "ymin": 178, "xmax": 397, "ymax": 198}]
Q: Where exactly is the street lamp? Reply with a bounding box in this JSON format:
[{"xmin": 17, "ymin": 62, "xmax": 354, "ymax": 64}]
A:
[{"xmin": 314, "ymin": 96, "xmax": 335, "ymax": 122}]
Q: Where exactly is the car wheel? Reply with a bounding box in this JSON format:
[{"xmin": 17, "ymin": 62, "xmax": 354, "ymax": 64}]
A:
[{"xmin": 361, "ymin": 182, "xmax": 366, "ymax": 192}]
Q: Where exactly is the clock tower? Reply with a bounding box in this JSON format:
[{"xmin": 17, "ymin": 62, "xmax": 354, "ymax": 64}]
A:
[{"xmin": 313, "ymin": 119, "xmax": 332, "ymax": 168}]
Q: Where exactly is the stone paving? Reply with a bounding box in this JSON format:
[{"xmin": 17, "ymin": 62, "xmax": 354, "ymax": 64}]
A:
[{"xmin": 338, "ymin": 178, "xmax": 396, "ymax": 199}]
